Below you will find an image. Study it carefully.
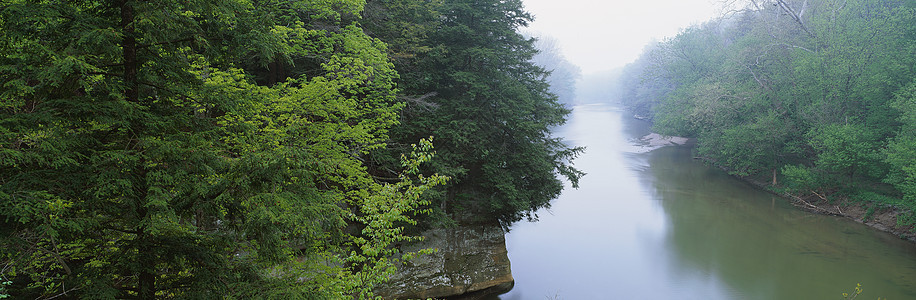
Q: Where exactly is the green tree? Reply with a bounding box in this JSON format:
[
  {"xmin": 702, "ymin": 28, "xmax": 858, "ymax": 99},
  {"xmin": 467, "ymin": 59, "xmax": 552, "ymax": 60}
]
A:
[
  {"xmin": 380, "ymin": 0, "xmax": 583, "ymax": 226},
  {"xmin": 362, "ymin": 0, "xmax": 584, "ymax": 226},
  {"xmin": 0, "ymin": 0, "xmax": 442, "ymax": 298},
  {"xmin": 618, "ymin": 41, "xmax": 674, "ymax": 119},
  {"xmin": 806, "ymin": 123, "xmax": 882, "ymax": 187},
  {"xmin": 885, "ymin": 81, "xmax": 916, "ymax": 204},
  {"xmin": 619, "ymin": 0, "xmax": 916, "ymax": 223},
  {"xmin": 699, "ymin": 110, "xmax": 795, "ymax": 180}
]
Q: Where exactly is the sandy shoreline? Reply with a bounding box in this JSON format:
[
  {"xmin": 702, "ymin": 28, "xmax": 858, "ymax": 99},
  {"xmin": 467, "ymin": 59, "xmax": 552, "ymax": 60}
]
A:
[
  {"xmin": 628, "ymin": 132, "xmax": 691, "ymax": 153},
  {"xmin": 640, "ymin": 132, "xmax": 689, "ymax": 146}
]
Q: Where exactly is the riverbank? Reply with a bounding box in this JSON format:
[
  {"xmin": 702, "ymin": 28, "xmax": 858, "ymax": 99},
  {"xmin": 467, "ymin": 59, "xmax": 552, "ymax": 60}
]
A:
[
  {"xmin": 633, "ymin": 119, "xmax": 916, "ymax": 243},
  {"xmin": 500, "ymin": 106, "xmax": 916, "ymax": 299},
  {"xmin": 738, "ymin": 176, "xmax": 916, "ymax": 243}
]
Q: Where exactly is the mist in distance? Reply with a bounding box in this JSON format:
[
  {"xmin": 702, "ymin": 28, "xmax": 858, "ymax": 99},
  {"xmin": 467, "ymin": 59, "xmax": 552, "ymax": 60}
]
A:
[{"xmin": 523, "ymin": 0, "xmax": 721, "ymax": 75}]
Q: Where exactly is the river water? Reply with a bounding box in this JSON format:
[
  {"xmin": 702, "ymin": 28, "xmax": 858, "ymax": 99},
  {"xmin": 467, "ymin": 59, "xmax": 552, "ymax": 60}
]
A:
[{"xmin": 495, "ymin": 104, "xmax": 916, "ymax": 299}]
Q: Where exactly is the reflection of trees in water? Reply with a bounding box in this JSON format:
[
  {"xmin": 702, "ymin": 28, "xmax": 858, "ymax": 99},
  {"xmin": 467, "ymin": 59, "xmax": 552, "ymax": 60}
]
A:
[{"xmin": 642, "ymin": 147, "xmax": 916, "ymax": 299}]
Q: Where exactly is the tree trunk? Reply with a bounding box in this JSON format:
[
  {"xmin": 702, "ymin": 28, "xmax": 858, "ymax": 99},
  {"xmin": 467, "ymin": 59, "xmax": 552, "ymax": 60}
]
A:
[
  {"xmin": 122, "ymin": 2, "xmax": 154, "ymax": 298},
  {"xmin": 138, "ymin": 260, "xmax": 155, "ymax": 299},
  {"xmin": 121, "ymin": 0, "xmax": 138, "ymax": 103},
  {"xmin": 268, "ymin": 55, "xmax": 286, "ymax": 86},
  {"xmin": 772, "ymin": 167, "xmax": 778, "ymax": 185}
]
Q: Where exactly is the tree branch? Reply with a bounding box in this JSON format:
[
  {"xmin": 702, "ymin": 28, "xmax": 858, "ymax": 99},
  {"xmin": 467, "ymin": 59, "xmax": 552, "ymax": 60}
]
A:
[
  {"xmin": 137, "ymin": 37, "xmax": 196, "ymax": 49},
  {"xmin": 399, "ymin": 92, "xmax": 439, "ymax": 111},
  {"xmin": 775, "ymin": 0, "xmax": 816, "ymax": 38}
]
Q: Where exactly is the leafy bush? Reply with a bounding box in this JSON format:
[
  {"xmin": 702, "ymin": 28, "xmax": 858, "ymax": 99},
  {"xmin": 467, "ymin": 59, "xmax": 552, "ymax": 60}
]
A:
[{"xmin": 781, "ymin": 165, "xmax": 819, "ymax": 193}]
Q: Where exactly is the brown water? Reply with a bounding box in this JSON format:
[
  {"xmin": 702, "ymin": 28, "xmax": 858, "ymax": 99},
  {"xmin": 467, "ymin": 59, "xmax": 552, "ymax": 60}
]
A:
[{"xmin": 497, "ymin": 104, "xmax": 916, "ymax": 299}]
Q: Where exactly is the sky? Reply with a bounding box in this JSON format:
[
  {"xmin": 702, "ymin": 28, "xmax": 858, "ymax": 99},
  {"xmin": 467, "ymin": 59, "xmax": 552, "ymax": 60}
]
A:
[{"xmin": 521, "ymin": 0, "xmax": 723, "ymax": 75}]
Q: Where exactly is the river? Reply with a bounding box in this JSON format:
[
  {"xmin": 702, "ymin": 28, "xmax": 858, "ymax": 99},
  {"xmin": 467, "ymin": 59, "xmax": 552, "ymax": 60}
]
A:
[{"xmin": 494, "ymin": 104, "xmax": 916, "ymax": 299}]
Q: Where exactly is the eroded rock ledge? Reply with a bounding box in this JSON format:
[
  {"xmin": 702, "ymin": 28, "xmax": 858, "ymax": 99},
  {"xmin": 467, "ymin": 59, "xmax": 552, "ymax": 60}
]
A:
[{"xmin": 375, "ymin": 224, "xmax": 513, "ymax": 299}]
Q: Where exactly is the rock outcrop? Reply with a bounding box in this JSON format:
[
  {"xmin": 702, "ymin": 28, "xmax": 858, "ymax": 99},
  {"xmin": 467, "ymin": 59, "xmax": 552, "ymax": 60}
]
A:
[{"xmin": 375, "ymin": 224, "xmax": 513, "ymax": 299}]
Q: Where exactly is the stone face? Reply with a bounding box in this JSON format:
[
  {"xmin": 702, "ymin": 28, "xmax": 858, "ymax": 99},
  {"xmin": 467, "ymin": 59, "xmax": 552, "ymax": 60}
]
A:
[{"xmin": 375, "ymin": 224, "xmax": 513, "ymax": 299}]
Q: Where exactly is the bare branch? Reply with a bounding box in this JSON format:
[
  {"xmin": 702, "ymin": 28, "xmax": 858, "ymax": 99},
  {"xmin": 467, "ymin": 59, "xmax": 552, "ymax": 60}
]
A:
[
  {"xmin": 798, "ymin": 0, "xmax": 808, "ymax": 19},
  {"xmin": 769, "ymin": 43, "xmax": 816, "ymax": 54},
  {"xmin": 775, "ymin": 0, "xmax": 816, "ymax": 37},
  {"xmin": 399, "ymin": 92, "xmax": 440, "ymax": 111}
]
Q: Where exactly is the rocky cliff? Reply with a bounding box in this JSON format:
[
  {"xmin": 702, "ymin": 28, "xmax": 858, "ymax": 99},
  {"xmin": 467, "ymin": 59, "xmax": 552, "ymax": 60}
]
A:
[{"xmin": 375, "ymin": 224, "xmax": 514, "ymax": 299}]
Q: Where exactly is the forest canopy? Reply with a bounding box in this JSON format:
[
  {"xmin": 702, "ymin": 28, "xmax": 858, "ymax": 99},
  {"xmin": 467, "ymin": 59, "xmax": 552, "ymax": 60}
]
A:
[
  {"xmin": 0, "ymin": 0, "xmax": 578, "ymax": 298},
  {"xmin": 618, "ymin": 0, "xmax": 916, "ymax": 228}
]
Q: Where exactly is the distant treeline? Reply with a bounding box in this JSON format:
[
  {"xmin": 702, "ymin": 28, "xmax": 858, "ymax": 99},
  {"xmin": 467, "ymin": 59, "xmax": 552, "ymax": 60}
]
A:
[
  {"xmin": 619, "ymin": 0, "xmax": 916, "ymax": 227},
  {"xmin": 0, "ymin": 0, "xmax": 579, "ymax": 298}
]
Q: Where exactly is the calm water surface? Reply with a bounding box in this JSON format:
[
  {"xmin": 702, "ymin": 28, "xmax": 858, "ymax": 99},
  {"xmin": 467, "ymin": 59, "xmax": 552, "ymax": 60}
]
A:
[{"xmin": 497, "ymin": 104, "xmax": 916, "ymax": 299}]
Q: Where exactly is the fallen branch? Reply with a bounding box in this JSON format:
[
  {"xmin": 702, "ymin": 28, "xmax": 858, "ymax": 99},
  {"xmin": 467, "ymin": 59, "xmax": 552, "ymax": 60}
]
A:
[{"xmin": 812, "ymin": 191, "xmax": 828, "ymax": 202}]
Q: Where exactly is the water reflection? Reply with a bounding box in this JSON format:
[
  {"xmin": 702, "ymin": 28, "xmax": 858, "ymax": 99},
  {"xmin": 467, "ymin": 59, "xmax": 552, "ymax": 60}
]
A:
[
  {"xmin": 498, "ymin": 104, "xmax": 916, "ymax": 299},
  {"xmin": 650, "ymin": 146, "xmax": 916, "ymax": 300}
]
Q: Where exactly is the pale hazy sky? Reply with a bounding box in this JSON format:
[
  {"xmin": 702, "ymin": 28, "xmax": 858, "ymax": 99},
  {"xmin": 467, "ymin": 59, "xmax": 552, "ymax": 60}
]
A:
[{"xmin": 522, "ymin": 0, "xmax": 722, "ymax": 75}]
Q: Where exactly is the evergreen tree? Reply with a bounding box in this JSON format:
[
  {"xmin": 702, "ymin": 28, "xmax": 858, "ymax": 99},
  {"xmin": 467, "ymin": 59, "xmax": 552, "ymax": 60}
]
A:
[
  {"xmin": 0, "ymin": 0, "xmax": 444, "ymax": 298},
  {"xmin": 368, "ymin": 0, "xmax": 583, "ymax": 226}
]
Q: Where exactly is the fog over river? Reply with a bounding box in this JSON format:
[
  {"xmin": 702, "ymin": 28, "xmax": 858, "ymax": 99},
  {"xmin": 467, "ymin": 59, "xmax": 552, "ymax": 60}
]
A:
[{"xmin": 495, "ymin": 104, "xmax": 916, "ymax": 299}]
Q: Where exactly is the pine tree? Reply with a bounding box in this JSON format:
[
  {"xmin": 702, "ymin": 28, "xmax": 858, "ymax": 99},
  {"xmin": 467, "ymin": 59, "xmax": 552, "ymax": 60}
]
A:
[
  {"xmin": 368, "ymin": 0, "xmax": 584, "ymax": 226},
  {"xmin": 0, "ymin": 0, "xmax": 444, "ymax": 298}
]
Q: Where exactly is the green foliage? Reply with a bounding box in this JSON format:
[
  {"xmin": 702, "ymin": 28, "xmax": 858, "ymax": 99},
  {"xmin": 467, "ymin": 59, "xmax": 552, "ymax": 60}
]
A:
[
  {"xmin": 885, "ymin": 80, "xmax": 916, "ymax": 202},
  {"xmin": 1, "ymin": 0, "xmax": 575, "ymax": 297},
  {"xmin": 863, "ymin": 205, "xmax": 877, "ymax": 222},
  {"xmin": 884, "ymin": 79, "xmax": 916, "ymax": 229},
  {"xmin": 366, "ymin": 0, "xmax": 583, "ymax": 226},
  {"xmin": 308, "ymin": 139, "xmax": 449, "ymax": 299},
  {"xmin": 0, "ymin": 277, "xmax": 8, "ymax": 299},
  {"xmin": 362, "ymin": 0, "xmax": 442, "ymax": 63},
  {"xmin": 782, "ymin": 165, "xmax": 820, "ymax": 193},
  {"xmin": 884, "ymin": 134, "xmax": 916, "ymax": 201},
  {"xmin": 698, "ymin": 110, "xmax": 793, "ymax": 176},
  {"xmin": 806, "ymin": 123, "xmax": 882, "ymax": 184},
  {"xmin": 840, "ymin": 282, "xmax": 887, "ymax": 300},
  {"xmin": 0, "ymin": 0, "xmax": 445, "ymax": 298},
  {"xmin": 842, "ymin": 283, "xmax": 864, "ymax": 299},
  {"xmin": 618, "ymin": 0, "xmax": 916, "ymax": 224}
]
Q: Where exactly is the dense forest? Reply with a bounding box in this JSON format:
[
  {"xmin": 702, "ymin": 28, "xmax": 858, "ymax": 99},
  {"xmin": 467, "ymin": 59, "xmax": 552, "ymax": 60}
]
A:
[
  {"xmin": 0, "ymin": 0, "xmax": 580, "ymax": 298},
  {"xmin": 618, "ymin": 0, "xmax": 916, "ymax": 229}
]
